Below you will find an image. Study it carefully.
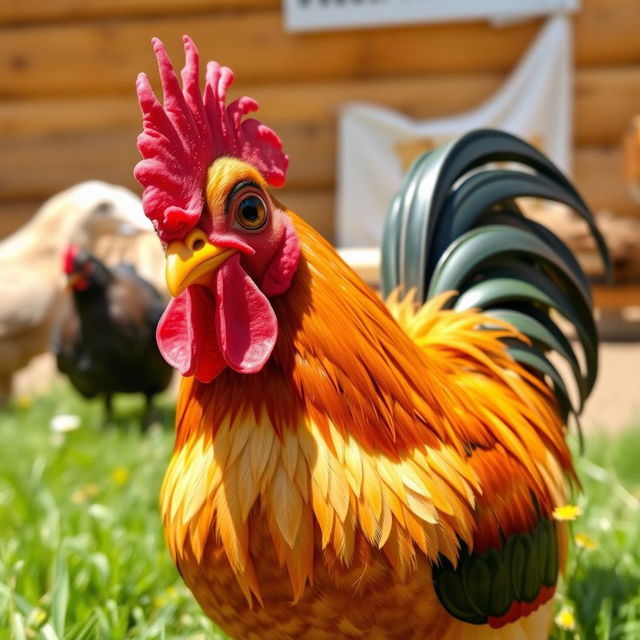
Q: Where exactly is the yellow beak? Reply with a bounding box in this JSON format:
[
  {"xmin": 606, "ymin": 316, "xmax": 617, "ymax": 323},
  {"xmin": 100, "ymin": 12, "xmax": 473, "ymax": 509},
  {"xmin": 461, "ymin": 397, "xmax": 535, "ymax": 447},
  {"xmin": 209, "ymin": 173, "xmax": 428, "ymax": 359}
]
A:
[{"xmin": 165, "ymin": 229, "xmax": 236, "ymax": 297}]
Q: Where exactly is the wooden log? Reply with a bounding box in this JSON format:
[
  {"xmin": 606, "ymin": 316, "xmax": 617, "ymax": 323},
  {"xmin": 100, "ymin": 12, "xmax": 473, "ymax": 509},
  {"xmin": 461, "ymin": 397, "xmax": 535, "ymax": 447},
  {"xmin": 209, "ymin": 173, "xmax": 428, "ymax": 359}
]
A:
[
  {"xmin": 1, "ymin": 107, "xmax": 639, "ymax": 218},
  {"xmin": 574, "ymin": 146, "xmax": 639, "ymax": 219},
  {"xmin": 573, "ymin": 0, "xmax": 640, "ymax": 67},
  {"xmin": 0, "ymin": 77, "xmax": 500, "ymax": 136},
  {"xmin": 3, "ymin": 0, "xmax": 627, "ymax": 34},
  {"xmin": 2, "ymin": 64, "xmax": 639, "ymax": 144},
  {"xmin": 0, "ymin": 0, "xmax": 277, "ymax": 26},
  {"xmin": 576, "ymin": 66, "xmax": 640, "ymax": 146},
  {"xmin": 0, "ymin": 120, "xmax": 335, "ymax": 193},
  {"xmin": 0, "ymin": 199, "xmax": 42, "ymax": 237},
  {"xmin": 0, "ymin": 95, "xmax": 138, "ymax": 136},
  {"xmin": 623, "ymin": 115, "xmax": 640, "ymax": 202},
  {"xmin": 0, "ymin": 15, "xmax": 536, "ymax": 98},
  {"xmin": 278, "ymin": 189, "xmax": 335, "ymax": 240},
  {"xmin": 2, "ymin": 0, "xmax": 640, "ymax": 98},
  {"xmin": 0, "ymin": 126, "xmax": 141, "ymax": 199},
  {"xmin": 592, "ymin": 284, "xmax": 640, "ymax": 310}
]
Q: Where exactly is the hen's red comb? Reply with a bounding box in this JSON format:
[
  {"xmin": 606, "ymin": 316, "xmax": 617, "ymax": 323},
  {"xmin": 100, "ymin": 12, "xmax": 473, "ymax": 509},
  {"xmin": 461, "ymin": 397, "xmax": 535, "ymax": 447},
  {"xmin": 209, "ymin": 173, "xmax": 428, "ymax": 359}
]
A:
[
  {"xmin": 134, "ymin": 36, "xmax": 288, "ymax": 242},
  {"xmin": 63, "ymin": 244, "xmax": 79, "ymax": 275}
]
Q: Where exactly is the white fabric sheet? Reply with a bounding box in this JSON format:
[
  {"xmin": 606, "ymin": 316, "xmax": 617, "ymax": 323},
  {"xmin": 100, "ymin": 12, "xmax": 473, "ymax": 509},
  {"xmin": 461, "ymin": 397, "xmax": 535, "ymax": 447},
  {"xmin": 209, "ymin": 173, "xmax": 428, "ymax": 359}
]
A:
[{"xmin": 336, "ymin": 15, "xmax": 572, "ymax": 247}]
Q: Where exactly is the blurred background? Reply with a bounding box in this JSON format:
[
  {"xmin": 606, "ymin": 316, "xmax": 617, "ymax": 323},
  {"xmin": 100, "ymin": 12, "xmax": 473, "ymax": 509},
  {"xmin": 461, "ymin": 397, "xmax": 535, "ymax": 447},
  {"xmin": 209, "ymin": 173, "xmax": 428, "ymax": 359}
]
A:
[
  {"xmin": 0, "ymin": 0, "xmax": 638, "ymax": 238},
  {"xmin": 1, "ymin": 1, "xmax": 640, "ymax": 638},
  {"xmin": 2, "ymin": 0, "xmax": 639, "ymax": 422}
]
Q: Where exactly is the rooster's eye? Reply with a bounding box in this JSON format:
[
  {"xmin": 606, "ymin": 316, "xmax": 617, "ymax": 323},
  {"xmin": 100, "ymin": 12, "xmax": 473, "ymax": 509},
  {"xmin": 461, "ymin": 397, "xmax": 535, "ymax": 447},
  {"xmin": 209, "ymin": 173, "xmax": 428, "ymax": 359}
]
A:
[{"xmin": 235, "ymin": 195, "xmax": 267, "ymax": 230}]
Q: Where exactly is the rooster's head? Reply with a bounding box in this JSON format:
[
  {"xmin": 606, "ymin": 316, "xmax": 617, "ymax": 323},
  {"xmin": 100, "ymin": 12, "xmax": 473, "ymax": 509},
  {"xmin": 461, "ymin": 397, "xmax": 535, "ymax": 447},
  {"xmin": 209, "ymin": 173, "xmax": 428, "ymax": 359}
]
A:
[{"xmin": 134, "ymin": 37, "xmax": 300, "ymax": 382}]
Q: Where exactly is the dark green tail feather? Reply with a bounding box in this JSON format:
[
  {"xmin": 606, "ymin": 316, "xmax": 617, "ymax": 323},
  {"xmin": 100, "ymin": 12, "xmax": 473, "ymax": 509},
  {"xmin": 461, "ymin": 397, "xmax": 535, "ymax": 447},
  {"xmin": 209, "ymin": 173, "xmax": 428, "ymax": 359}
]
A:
[
  {"xmin": 380, "ymin": 129, "xmax": 610, "ymax": 427},
  {"xmin": 432, "ymin": 519, "xmax": 560, "ymax": 626}
]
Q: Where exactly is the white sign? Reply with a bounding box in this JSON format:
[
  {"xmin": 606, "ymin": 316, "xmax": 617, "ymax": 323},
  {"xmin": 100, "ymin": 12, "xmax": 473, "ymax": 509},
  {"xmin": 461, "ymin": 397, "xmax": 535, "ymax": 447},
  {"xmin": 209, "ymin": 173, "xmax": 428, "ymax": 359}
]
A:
[{"xmin": 285, "ymin": 0, "xmax": 578, "ymax": 32}]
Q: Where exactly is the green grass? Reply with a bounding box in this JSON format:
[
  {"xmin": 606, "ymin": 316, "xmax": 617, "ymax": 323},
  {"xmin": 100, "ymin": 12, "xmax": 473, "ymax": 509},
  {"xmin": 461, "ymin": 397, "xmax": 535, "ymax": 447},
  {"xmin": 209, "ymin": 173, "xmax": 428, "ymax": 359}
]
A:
[
  {"xmin": 552, "ymin": 427, "xmax": 640, "ymax": 639},
  {"xmin": 0, "ymin": 384, "xmax": 639, "ymax": 639},
  {"xmin": 0, "ymin": 385, "xmax": 224, "ymax": 640}
]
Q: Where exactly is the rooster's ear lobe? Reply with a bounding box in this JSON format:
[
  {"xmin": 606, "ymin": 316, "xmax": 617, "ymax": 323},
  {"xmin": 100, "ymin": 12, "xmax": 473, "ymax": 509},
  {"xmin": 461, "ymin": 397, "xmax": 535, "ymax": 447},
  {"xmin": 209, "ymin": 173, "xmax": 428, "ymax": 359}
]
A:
[{"xmin": 261, "ymin": 217, "xmax": 300, "ymax": 297}]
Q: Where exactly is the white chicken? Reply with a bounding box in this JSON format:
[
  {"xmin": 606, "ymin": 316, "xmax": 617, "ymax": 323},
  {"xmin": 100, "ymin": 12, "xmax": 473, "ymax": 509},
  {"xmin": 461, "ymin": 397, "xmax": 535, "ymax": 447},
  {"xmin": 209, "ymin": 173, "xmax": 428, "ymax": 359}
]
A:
[{"xmin": 0, "ymin": 181, "xmax": 166, "ymax": 402}]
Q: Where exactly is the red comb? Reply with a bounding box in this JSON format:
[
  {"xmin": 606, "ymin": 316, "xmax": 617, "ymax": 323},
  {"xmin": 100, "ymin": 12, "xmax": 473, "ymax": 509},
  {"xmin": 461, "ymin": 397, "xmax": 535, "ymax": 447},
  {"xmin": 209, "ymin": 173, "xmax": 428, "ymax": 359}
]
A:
[
  {"xmin": 63, "ymin": 244, "xmax": 79, "ymax": 275},
  {"xmin": 134, "ymin": 36, "xmax": 288, "ymax": 243}
]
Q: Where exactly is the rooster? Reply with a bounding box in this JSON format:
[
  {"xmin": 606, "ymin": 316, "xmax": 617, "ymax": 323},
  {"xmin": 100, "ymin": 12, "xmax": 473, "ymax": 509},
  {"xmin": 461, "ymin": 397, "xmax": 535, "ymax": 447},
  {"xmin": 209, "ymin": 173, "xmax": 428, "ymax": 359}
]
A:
[{"xmin": 134, "ymin": 37, "xmax": 607, "ymax": 639}]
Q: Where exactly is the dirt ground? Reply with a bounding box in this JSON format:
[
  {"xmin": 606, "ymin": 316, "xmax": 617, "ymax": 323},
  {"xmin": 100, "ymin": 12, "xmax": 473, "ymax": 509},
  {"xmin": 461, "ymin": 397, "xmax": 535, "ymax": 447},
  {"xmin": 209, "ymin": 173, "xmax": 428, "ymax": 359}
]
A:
[{"xmin": 579, "ymin": 340, "xmax": 640, "ymax": 432}]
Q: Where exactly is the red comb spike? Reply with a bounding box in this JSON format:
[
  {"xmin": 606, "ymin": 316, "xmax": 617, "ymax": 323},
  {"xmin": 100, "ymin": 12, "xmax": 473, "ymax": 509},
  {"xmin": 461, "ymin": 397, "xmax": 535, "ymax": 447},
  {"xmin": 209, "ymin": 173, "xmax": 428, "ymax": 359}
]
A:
[
  {"xmin": 63, "ymin": 244, "xmax": 79, "ymax": 275},
  {"xmin": 134, "ymin": 36, "xmax": 288, "ymax": 242}
]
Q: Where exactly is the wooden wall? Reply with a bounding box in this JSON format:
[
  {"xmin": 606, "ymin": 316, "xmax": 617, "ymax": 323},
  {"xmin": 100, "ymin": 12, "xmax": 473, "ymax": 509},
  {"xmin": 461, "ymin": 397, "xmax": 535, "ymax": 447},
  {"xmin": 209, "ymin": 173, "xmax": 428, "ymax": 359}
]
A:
[{"xmin": 1, "ymin": 0, "xmax": 639, "ymax": 241}]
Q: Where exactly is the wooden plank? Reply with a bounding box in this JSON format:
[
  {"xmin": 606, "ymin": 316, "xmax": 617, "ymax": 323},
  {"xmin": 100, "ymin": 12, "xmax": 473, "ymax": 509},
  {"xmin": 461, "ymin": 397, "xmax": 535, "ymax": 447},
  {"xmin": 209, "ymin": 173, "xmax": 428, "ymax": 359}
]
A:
[
  {"xmin": 0, "ymin": 15, "xmax": 537, "ymax": 98},
  {"xmin": 0, "ymin": 120, "xmax": 335, "ymax": 193},
  {"xmin": 3, "ymin": 64, "xmax": 639, "ymax": 143},
  {"xmin": 0, "ymin": 77, "xmax": 501, "ymax": 136},
  {"xmin": 277, "ymin": 189, "xmax": 335, "ymax": 240},
  {"xmin": 0, "ymin": 126, "xmax": 141, "ymax": 199},
  {"xmin": 0, "ymin": 0, "xmax": 277, "ymax": 26},
  {"xmin": 573, "ymin": 0, "xmax": 640, "ymax": 67},
  {"xmin": 0, "ymin": 199, "xmax": 42, "ymax": 238},
  {"xmin": 575, "ymin": 66, "xmax": 640, "ymax": 146},
  {"xmin": 574, "ymin": 146, "xmax": 640, "ymax": 218},
  {"xmin": 593, "ymin": 284, "xmax": 640, "ymax": 310},
  {"xmin": 623, "ymin": 115, "xmax": 640, "ymax": 193},
  {"xmin": 0, "ymin": 123, "xmax": 335, "ymax": 194},
  {"xmin": 2, "ymin": 107, "xmax": 639, "ymax": 217},
  {"xmin": 2, "ymin": 1, "xmax": 640, "ymax": 99},
  {"xmin": 5, "ymin": 0, "xmax": 632, "ymax": 35},
  {"xmin": 0, "ymin": 95, "xmax": 139, "ymax": 136}
]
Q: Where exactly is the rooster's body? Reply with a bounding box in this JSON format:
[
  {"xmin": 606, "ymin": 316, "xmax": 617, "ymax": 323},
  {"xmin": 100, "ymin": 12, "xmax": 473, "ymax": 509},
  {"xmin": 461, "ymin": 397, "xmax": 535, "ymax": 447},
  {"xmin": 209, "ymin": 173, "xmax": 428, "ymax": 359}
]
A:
[
  {"xmin": 135, "ymin": 38, "xmax": 606, "ymax": 639},
  {"xmin": 163, "ymin": 213, "xmax": 571, "ymax": 640}
]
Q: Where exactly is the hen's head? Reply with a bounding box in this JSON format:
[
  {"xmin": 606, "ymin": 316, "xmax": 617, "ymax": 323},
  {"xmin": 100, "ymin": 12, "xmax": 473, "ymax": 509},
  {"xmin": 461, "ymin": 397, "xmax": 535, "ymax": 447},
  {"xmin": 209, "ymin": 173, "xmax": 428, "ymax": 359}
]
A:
[
  {"xmin": 134, "ymin": 37, "xmax": 300, "ymax": 383},
  {"xmin": 63, "ymin": 244, "xmax": 111, "ymax": 292}
]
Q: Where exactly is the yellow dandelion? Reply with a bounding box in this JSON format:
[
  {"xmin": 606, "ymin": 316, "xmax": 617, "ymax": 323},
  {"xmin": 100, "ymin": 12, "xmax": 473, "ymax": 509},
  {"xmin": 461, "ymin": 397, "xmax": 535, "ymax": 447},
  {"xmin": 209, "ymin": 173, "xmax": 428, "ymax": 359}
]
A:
[
  {"xmin": 574, "ymin": 532, "xmax": 598, "ymax": 551},
  {"xmin": 555, "ymin": 606, "xmax": 576, "ymax": 631},
  {"xmin": 112, "ymin": 467, "xmax": 130, "ymax": 486},
  {"xmin": 15, "ymin": 394, "xmax": 33, "ymax": 410},
  {"xmin": 26, "ymin": 607, "xmax": 46, "ymax": 627},
  {"xmin": 153, "ymin": 593, "xmax": 167, "ymax": 608},
  {"xmin": 154, "ymin": 585, "xmax": 179, "ymax": 608},
  {"xmin": 553, "ymin": 504, "xmax": 582, "ymax": 522}
]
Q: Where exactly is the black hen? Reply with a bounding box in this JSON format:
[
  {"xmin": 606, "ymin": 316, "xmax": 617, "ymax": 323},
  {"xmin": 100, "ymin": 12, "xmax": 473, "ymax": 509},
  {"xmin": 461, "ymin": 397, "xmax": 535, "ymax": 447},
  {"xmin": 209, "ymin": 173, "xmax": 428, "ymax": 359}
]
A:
[{"xmin": 52, "ymin": 245, "xmax": 172, "ymax": 427}]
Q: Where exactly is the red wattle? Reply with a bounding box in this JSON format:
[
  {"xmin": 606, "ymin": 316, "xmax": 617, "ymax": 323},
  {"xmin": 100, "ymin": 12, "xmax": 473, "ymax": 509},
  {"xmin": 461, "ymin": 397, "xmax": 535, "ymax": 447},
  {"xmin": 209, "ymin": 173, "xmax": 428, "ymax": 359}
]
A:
[
  {"xmin": 156, "ymin": 286, "xmax": 225, "ymax": 381},
  {"xmin": 215, "ymin": 254, "xmax": 278, "ymax": 373},
  {"xmin": 156, "ymin": 256, "xmax": 278, "ymax": 381}
]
